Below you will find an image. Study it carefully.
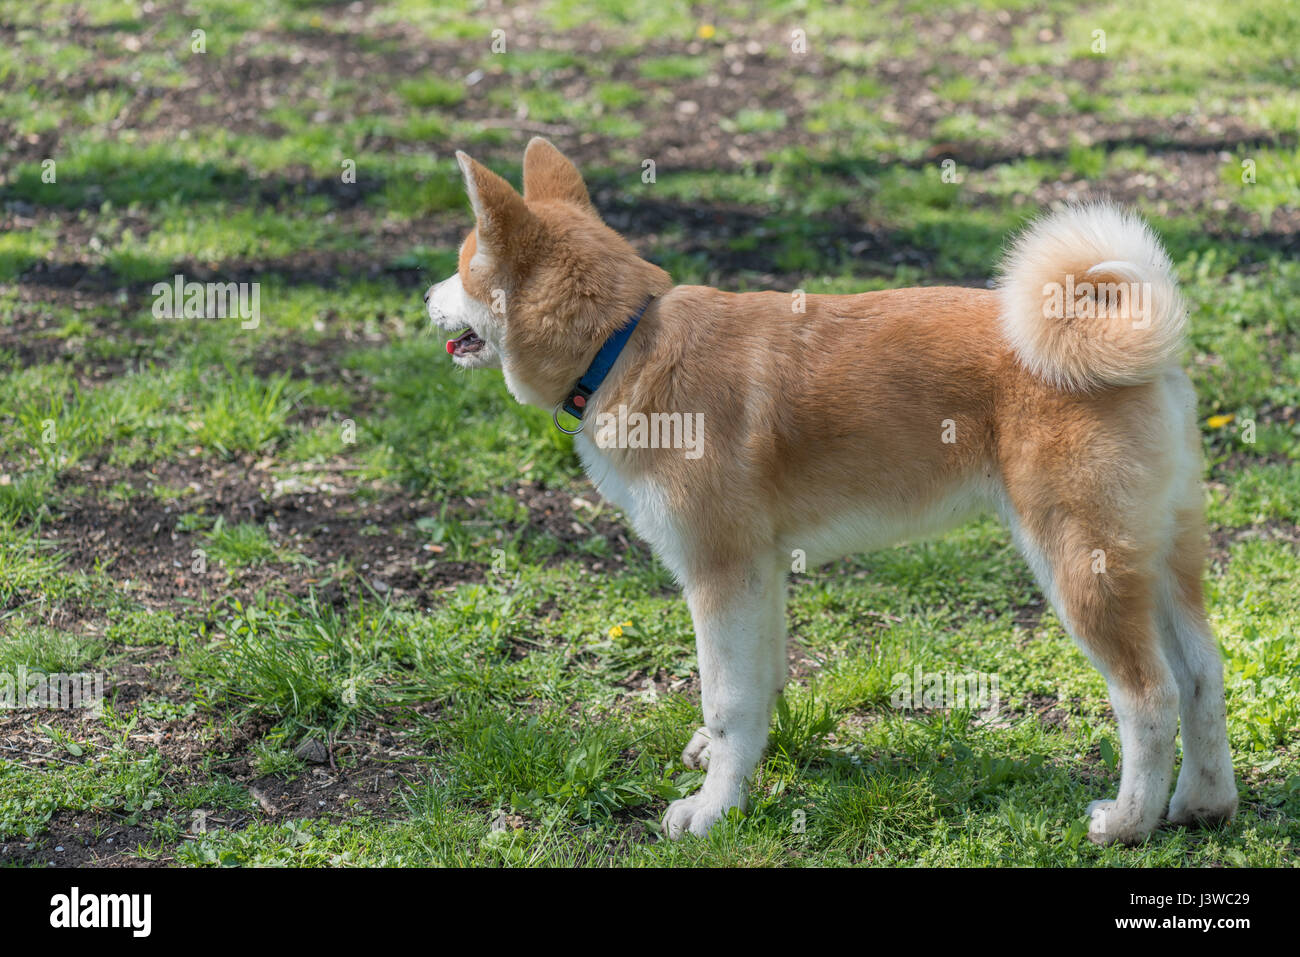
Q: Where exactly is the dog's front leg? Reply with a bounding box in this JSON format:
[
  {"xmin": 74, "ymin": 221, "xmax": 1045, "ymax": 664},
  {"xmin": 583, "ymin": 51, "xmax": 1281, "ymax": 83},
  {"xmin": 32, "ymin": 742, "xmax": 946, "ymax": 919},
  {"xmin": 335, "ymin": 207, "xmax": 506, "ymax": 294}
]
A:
[{"xmin": 663, "ymin": 560, "xmax": 776, "ymax": 839}]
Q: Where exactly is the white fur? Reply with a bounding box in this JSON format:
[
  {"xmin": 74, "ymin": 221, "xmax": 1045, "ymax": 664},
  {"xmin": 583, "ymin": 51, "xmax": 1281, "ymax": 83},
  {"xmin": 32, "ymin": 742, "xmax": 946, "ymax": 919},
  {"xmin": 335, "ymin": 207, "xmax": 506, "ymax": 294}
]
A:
[
  {"xmin": 996, "ymin": 201, "xmax": 1187, "ymax": 391},
  {"xmin": 662, "ymin": 557, "xmax": 781, "ymax": 839},
  {"xmin": 426, "ymin": 268, "xmax": 553, "ymax": 405},
  {"xmin": 426, "ymin": 273, "xmax": 503, "ymax": 370},
  {"xmin": 1086, "ymin": 674, "xmax": 1180, "ymax": 843},
  {"xmin": 1157, "ymin": 371, "xmax": 1239, "ymax": 825},
  {"xmin": 456, "ymin": 152, "xmax": 486, "ymax": 227},
  {"xmin": 1160, "ymin": 578, "xmax": 1239, "ymax": 825},
  {"xmin": 576, "ymin": 435, "xmax": 690, "ymax": 580},
  {"xmin": 784, "ymin": 476, "xmax": 1000, "ymax": 567},
  {"xmin": 576, "ymin": 437, "xmax": 779, "ymax": 839}
]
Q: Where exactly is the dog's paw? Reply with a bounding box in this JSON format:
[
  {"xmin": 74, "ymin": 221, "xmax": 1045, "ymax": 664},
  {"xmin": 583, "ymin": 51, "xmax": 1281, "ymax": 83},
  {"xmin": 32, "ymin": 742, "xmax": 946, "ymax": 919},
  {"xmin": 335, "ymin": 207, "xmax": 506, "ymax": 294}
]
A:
[
  {"xmin": 681, "ymin": 727, "xmax": 711, "ymax": 770},
  {"xmin": 1086, "ymin": 799, "xmax": 1151, "ymax": 845},
  {"xmin": 1086, "ymin": 800, "xmax": 1126, "ymax": 844},
  {"xmin": 662, "ymin": 794, "xmax": 730, "ymax": 840},
  {"xmin": 1167, "ymin": 788, "xmax": 1238, "ymax": 827}
]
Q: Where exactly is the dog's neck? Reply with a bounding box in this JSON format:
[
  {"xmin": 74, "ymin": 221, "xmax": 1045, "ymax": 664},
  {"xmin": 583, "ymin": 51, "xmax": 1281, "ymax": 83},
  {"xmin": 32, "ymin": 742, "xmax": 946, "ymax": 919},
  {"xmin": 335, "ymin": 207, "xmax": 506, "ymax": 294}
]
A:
[
  {"xmin": 555, "ymin": 296, "xmax": 655, "ymax": 427},
  {"xmin": 517, "ymin": 256, "xmax": 672, "ymax": 410}
]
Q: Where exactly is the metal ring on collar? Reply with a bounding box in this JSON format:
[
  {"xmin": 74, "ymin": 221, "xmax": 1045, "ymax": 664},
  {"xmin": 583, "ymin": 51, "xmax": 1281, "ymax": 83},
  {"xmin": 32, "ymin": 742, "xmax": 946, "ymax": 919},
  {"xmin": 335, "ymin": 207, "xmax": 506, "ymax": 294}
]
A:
[{"xmin": 553, "ymin": 403, "xmax": 583, "ymax": 435}]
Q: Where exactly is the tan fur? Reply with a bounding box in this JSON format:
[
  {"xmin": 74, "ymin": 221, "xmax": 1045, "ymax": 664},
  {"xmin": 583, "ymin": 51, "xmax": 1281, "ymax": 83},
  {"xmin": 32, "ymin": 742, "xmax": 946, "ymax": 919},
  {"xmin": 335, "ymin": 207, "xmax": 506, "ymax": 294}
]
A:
[{"xmin": 433, "ymin": 140, "xmax": 1237, "ymax": 844}]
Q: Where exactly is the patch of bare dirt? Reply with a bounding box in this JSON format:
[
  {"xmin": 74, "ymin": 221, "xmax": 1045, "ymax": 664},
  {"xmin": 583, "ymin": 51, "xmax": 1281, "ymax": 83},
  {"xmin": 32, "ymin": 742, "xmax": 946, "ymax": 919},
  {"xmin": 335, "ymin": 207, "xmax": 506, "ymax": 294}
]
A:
[{"xmin": 41, "ymin": 457, "xmax": 651, "ymax": 617}]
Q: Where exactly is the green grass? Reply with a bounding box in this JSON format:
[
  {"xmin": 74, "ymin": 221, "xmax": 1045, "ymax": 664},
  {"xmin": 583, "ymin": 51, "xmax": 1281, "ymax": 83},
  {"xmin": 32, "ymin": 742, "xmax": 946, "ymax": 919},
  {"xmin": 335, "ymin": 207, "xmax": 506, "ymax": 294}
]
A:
[
  {"xmin": 395, "ymin": 76, "xmax": 465, "ymax": 108},
  {"xmin": 0, "ymin": 0, "xmax": 1296, "ymax": 869},
  {"xmin": 0, "ymin": 229, "xmax": 53, "ymax": 281},
  {"xmin": 1223, "ymin": 146, "xmax": 1300, "ymax": 228},
  {"xmin": 0, "ymin": 362, "xmax": 304, "ymax": 470},
  {"xmin": 0, "ymin": 744, "xmax": 167, "ymax": 841},
  {"xmin": 202, "ymin": 518, "xmax": 307, "ymax": 570},
  {"xmin": 0, "ymin": 619, "xmax": 104, "ymax": 673},
  {"xmin": 637, "ymin": 55, "xmax": 710, "ymax": 81}
]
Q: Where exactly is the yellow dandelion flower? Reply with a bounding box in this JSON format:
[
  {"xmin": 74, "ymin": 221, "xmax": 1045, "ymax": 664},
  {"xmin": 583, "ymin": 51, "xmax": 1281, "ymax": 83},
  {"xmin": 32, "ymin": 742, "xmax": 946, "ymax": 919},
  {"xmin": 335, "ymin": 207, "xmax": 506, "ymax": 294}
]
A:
[
  {"xmin": 1207, "ymin": 414, "xmax": 1234, "ymax": 429},
  {"xmin": 609, "ymin": 625, "xmax": 623, "ymax": 638},
  {"xmin": 697, "ymin": 24, "xmax": 716, "ymax": 40}
]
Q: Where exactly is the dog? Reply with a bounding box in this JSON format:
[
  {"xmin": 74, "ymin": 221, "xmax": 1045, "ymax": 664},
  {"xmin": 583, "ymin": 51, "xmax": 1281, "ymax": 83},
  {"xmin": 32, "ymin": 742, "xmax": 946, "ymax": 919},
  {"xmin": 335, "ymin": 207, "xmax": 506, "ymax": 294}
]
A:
[{"xmin": 426, "ymin": 138, "xmax": 1238, "ymax": 844}]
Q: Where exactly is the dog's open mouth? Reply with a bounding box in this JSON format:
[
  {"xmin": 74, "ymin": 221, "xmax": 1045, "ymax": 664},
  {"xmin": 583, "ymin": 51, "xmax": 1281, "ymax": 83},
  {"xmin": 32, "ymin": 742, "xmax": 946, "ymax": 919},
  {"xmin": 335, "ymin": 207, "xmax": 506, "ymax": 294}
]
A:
[{"xmin": 446, "ymin": 327, "xmax": 484, "ymax": 357}]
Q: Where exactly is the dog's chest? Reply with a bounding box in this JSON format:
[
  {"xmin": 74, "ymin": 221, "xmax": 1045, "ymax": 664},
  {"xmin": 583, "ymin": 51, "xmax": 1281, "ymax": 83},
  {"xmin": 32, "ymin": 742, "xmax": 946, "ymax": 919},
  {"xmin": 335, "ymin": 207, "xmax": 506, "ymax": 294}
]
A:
[{"xmin": 575, "ymin": 438, "xmax": 687, "ymax": 578}]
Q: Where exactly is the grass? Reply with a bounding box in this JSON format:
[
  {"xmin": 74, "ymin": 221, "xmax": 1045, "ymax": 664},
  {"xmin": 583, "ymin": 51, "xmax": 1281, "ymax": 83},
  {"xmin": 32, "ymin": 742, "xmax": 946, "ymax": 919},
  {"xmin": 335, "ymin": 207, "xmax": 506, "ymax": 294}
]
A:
[
  {"xmin": 0, "ymin": 0, "xmax": 1296, "ymax": 868},
  {"xmin": 0, "ymin": 362, "xmax": 304, "ymax": 470},
  {"xmin": 202, "ymin": 518, "xmax": 307, "ymax": 570}
]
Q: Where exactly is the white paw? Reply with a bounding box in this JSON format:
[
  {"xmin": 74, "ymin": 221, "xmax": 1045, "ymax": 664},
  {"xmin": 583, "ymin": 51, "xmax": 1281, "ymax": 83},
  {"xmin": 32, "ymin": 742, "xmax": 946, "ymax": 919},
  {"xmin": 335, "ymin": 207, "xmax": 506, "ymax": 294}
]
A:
[
  {"xmin": 681, "ymin": 727, "xmax": 711, "ymax": 770},
  {"xmin": 1167, "ymin": 787, "xmax": 1237, "ymax": 827},
  {"xmin": 1086, "ymin": 799, "xmax": 1116, "ymax": 843},
  {"xmin": 1086, "ymin": 799, "xmax": 1151, "ymax": 846},
  {"xmin": 662, "ymin": 794, "xmax": 731, "ymax": 840}
]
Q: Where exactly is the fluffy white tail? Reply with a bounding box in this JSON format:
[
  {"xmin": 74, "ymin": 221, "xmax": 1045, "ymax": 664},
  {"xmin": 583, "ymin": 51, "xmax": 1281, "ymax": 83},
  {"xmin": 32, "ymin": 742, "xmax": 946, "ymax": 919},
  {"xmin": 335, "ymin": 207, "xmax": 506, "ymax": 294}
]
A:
[{"xmin": 995, "ymin": 201, "xmax": 1186, "ymax": 391}]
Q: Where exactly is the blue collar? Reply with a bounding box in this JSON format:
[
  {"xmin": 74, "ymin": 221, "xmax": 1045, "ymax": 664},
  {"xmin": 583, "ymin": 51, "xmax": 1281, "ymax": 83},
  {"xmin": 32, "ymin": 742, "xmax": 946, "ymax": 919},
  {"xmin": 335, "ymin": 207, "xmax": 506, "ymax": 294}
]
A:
[{"xmin": 554, "ymin": 297, "xmax": 653, "ymax": 433}]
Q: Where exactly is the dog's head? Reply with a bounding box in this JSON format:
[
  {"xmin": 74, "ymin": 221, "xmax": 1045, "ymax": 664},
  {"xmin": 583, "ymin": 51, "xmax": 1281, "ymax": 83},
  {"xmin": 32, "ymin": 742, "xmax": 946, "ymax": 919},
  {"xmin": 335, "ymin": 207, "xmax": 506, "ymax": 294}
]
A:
[{"xmin": 426, "ymin": 138, "xmax": 671, "ymax": 408}]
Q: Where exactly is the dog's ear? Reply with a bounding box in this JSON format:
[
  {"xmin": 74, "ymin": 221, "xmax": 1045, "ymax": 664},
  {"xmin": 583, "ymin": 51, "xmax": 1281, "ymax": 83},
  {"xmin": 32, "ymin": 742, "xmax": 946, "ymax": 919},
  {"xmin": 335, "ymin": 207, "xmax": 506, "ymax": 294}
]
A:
[
  {"xmin": 522, "ymin": 137, "xmax": 593, "ymax": 210},
  {"xmin": 456, "ymin": 150, "xmax": 539, "ymax": 256}
]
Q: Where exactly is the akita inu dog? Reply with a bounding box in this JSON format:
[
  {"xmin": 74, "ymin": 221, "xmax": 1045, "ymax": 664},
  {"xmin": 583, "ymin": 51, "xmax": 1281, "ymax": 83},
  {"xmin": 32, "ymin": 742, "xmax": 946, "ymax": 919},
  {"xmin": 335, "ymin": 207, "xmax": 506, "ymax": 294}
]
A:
[{"xmin": 426, "ymin": 138, "xmax": 1237, "ymax": 844}]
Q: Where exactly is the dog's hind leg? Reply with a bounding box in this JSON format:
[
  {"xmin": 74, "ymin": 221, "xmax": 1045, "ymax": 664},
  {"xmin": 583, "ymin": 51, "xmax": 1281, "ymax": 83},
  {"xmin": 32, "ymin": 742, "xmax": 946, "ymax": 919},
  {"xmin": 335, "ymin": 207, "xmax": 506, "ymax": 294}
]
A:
[
  {"xmin": 665, "ymin": 557, "xmax": 780, "ymax": 839},
  {"xmin": 1159, "ymin": 509, "xmax": 1238, "ymax": 826},
  {"xmin": 1008, "ymin": 494, "xmax": 1178, "ymax": 845}
]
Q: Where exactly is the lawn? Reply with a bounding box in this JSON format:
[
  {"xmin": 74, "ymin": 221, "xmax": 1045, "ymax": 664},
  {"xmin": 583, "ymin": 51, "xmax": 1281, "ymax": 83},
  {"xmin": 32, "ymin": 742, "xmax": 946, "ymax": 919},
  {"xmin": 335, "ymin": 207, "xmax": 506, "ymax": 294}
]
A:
[{"xmin": 0, "ymin": 0, "xmax": 1297, "ymax": 867}]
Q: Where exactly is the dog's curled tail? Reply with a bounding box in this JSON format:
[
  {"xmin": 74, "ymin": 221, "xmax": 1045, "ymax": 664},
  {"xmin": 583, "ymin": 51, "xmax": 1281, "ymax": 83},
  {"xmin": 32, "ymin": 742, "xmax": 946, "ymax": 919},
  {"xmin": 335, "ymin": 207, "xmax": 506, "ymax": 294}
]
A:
[{"xmin": 995, "ymin": 201, "xmax": 1186, "ymax": 391}]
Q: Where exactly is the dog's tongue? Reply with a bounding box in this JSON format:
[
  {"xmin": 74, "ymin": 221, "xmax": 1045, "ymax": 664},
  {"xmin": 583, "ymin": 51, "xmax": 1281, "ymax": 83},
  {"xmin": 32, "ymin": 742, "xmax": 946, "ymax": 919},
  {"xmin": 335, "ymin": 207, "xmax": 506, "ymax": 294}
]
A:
[{"xmin": 446, "ymin": 328, "xmax": 482, "ymax": 356}]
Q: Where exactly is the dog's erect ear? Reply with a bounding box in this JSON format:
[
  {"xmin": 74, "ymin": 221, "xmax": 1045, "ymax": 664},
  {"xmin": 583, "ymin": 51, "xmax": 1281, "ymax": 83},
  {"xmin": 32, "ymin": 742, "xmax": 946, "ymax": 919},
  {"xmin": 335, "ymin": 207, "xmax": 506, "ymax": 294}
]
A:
[
  {"xmin": 456, "ymin": 150, "xmax": 539, "ymax": 256},
  {"xmin": 522, "ymin": 137, "xmax": 593, "ymax": 210}
]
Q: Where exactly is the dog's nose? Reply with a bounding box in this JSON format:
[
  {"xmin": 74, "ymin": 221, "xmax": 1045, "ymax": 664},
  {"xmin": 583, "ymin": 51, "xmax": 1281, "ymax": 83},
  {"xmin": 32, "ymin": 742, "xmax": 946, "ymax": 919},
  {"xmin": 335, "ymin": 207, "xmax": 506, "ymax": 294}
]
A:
[{"xmin": 423, "ymin": 286, "xmax": 432, "ymax": 304}]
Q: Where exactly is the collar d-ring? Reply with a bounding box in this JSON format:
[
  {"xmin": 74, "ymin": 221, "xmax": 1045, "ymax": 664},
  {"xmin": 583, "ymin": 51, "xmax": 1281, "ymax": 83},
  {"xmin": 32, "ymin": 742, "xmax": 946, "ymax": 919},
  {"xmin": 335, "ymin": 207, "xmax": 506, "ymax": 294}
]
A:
[
  {"xmin": 552, "ymin": 297, "xmax": 652, "ymax": 436},
  {"xmin": 553, "ymin": 403, "xmax": 583, "ymax": 434}
]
